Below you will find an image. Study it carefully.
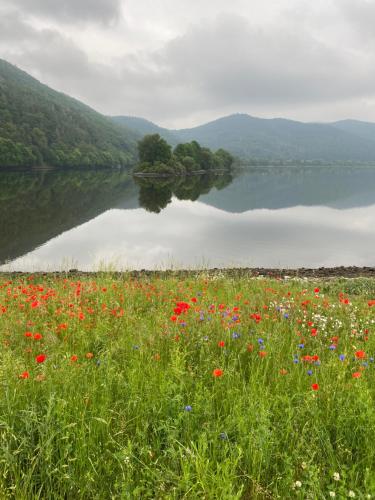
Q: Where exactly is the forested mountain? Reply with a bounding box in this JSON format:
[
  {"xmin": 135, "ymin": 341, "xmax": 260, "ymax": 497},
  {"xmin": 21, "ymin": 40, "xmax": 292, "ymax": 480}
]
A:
[
  {"xmin": 174, "ymin": 114, "xmax": 375, "ymax": 162},
  {"xmin": 0, "ymin": 59, "xmax": 137, "ymax": 167},
  {"xmin": 332, "ymin": 120, "xmax": 375, "ymax": 143},
  {"xmin": 114, "ymin": 113, "xmax": 375, "ymax": 163},
  {"xmin": 113, "ymin": 116, "xmax": 179, "ymax": 146}
]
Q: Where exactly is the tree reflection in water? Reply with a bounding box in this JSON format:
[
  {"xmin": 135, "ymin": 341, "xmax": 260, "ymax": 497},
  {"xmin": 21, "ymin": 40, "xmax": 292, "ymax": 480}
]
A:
[{"xmin": 134, "ymin": 172, "xmax": 234, "ymax": 213}]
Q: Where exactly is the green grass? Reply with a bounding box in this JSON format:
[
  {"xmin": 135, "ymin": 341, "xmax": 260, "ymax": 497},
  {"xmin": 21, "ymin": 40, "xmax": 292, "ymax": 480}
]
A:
[{"xmin": 0, "ymin": 273, "xmax": 374, "ymax": 499}]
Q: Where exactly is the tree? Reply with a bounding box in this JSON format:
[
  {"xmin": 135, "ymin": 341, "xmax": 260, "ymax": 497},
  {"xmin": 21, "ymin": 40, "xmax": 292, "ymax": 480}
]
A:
[{"xmin": 138, "ymin": 134, "xmax": 172, "ymax": 164}]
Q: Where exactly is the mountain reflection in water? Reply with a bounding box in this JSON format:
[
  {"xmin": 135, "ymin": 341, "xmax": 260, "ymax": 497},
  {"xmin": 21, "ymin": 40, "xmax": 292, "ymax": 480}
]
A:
[{"xmin": 1, "ymin": 166, "xmax": 375, "ymax": 270}]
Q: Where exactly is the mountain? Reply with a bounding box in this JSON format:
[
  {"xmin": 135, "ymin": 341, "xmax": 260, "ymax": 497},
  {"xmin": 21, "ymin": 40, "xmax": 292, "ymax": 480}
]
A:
[
  {"xmin": 114, "ymin": 113, "xmax": 375, "ymax": 163},
  {"xmin": 174, "ymin": 114, "xmax": 375, "ymax": 162},
  {"xmin": 0, "ymin": 59, "xmax": 137, "ymax": 168},
  {"xmin": 332, "ymin": 119, "xmax": 375, "ymax": 143},
  {"xmin": 112, "ymin": 116, "xmax": 179, "ymax": 146}
]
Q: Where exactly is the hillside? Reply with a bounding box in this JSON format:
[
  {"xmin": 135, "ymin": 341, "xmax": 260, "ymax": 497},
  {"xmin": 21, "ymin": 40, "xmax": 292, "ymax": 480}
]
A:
[
  {"xmin": 114, "ymin": 113, "xmax": 375, "ymax": 163},
  {"xmin": 174, "ymin": 114, "xmax": 375, "ymax": 162},
  {"xmin": 0, "ymin": 59, "xmax": 137, "ymax": 168},
  {"xmin": 332, "ymin": 119, "xmax": 375, "ymax": 143},
  {"xmin": 112, "ymin": 116, "xmax": 179, "ymax": 146}
]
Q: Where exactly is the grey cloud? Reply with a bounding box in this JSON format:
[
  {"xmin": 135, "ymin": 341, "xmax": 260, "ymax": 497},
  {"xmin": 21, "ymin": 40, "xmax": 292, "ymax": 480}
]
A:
[
  {"xmin": 336, "ymin": 0, "xmax": 375, "ymax": 40},
  {"xmin": 2, "ymin": 8, "xmax": 375, "ymax": 127},
  {"xmin": 3, "ymin": 0, "xmax": 121, "ymax": 25}
]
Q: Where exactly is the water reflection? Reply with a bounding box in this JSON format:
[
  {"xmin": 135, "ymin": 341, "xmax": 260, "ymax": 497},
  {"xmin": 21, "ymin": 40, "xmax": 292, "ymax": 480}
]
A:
[
  {"xmin": 1, "ymin": 166, "xmax": 375, "ymax": 270},
  {"xmin": 135, "ymin": 172, "xmax": 233, "ymax": 213}
]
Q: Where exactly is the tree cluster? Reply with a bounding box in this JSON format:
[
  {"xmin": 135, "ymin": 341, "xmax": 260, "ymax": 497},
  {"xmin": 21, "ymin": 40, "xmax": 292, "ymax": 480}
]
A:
[{"xmin": 134, "ymin": 134, "xmax": 234, "ymax": 175}]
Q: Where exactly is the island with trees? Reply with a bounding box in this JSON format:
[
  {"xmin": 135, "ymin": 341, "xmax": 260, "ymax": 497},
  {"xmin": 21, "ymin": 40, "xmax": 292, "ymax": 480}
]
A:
[{"xmin": 133, "ymin": 133, "xmax": 235, "ymax": 176}]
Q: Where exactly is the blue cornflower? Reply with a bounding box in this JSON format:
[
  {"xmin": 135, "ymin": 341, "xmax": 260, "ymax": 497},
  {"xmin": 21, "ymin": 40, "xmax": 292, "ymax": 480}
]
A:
[
  {"xmin": 258, "ymin": 338, "xmax": 264, "ymax": 344},
  {"xmin": 298, "ymin": 343, "xmax": 305, "ymax": 349},
  {"xmin": 339, "ymin": 354, "xmax": 345, "ymax": 361},
  {"xmin": 184, "ymin": 405, "xmax": 192, "ymax": 412},
  {"xmin": 284, "ymin": 313, "xmax": 289, "ymax": 319},
  {"xmin": 293, "ymin": 358, "xmax": 299, "ymax": 364},
  {"xmin": 307, "ymin": 370, "xmax": 313, "ymax": 376},
  {"xmin": 219, "ymin": 432, "xmax": 228, "ymax": 441},
  {"xmin": 329, "ymin": 345, "xmax": 336, "ymax": 350},
  {"xmin": 232, "ymin": 332, "xmax": 240, "ymax": 339},
  {"xmin": 370, "ymin": 357, "xmax": 374, "ymax": 363}
]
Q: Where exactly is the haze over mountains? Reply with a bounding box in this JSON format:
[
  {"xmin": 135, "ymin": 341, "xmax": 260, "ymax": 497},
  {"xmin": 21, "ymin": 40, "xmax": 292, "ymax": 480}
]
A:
[
  {"xmin": 113, "ymin": 114, "xmax": 375, "ymax": 163},
  {"xmin": 1, "ymin": 58, "xmax": 375, "ymax": 167}
]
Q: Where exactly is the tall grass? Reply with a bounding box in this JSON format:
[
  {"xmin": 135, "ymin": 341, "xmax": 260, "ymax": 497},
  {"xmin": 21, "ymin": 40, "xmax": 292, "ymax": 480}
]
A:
[{"xmin": 0, "ymin": 274, "xmax": 374, "ymax": 498}]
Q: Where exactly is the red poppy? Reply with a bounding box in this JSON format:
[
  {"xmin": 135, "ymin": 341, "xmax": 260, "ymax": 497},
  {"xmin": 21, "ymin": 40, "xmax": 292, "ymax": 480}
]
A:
[
  {"xmin": 213, "ymin": 368, "xmax": 223, "ymax": 377},
  {"xmin": 85, "ymin": 352, "xmax": 94, "ymax": 359},
  {"xmin": 70, "ymin": 355, "xmax": 78, "ymax": 362},
  {"xmin": 35, "ymin": 354, "xmax": 46, "ymax": 363},
  {"xmin": 33, "ymin": 333, "xmax": 42, "ymax": 340},
  {"xmin": 352, "ymin": 372, "xmax": 362, "ymax": 378},
  {"xmin": 355, "ymin": 350, "xmax": 366, "ymax": 359},
  {"xmin": 218, "ymin": 341, "xmax": 225, "ymax": 347},
  {"xmin": 19, "ymin": 371, "xmax": 29, "ymax": 379},
  {"xmin": 314, "ymin": 288, "xmax": 320, "ymax": 293},
  {"xmin": 24, "ymin": 331, "xmax": 32, "ymax": 338},
  {"xmin": 259, "ymin": 351, "xmax": 267, "ymax": 358},
  {"xmin": 311, "ymin": 383, "xmax": 319, "ymax": 391}
]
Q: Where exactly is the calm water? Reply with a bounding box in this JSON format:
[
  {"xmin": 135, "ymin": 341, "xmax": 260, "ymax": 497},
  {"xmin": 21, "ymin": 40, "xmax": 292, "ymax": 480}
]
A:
[{"xmin": 1, "ymin": 166, "xmax": 375, "ymax": 271}]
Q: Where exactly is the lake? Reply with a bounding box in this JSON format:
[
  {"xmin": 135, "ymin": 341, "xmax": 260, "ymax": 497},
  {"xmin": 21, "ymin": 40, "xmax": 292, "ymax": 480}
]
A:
[{"xmin": 1, "ymin": 165, "xmax": 375, "ymax": 271}]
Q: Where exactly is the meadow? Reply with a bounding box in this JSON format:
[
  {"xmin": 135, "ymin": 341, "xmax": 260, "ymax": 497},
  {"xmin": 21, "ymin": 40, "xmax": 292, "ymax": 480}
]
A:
[{"xmin": 0, "ymin": 272, "xmax": 375, "ymax": 499}]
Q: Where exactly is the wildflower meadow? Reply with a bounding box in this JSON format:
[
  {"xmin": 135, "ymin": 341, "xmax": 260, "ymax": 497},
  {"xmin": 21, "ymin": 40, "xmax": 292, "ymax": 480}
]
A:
[{"xmin": 1, "ymin": 273, "xmax": 375, "ymax": 499}]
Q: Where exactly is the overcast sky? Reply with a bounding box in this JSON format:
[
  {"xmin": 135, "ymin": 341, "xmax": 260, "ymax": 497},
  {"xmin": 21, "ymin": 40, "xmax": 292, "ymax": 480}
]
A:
[{"xmin": 1, "ymin": 0, "xmax": 375, "ymax": 128}]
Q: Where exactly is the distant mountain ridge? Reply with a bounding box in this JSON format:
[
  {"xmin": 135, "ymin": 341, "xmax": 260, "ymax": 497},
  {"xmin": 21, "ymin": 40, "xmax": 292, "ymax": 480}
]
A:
[
  {"xmin": 0, "ymin": 58, "xmax": 137, "ymax": 167},
  {"xmin": 114, "ymin": 113, "xmax": 375, "ymax": 163}
]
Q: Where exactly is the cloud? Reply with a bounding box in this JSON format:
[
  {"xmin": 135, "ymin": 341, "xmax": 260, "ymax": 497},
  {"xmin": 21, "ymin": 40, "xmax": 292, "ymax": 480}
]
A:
[
  {"xmin": 1, "ymin": 3, "xmax": 375, "ymax": 126},
  {"xmin": 2, "ymin": 0, "xmax": 121, "ymax": 25},
  {"xmin": 336, "ymin": 0, "xmax": 375, "ymax": 41}
]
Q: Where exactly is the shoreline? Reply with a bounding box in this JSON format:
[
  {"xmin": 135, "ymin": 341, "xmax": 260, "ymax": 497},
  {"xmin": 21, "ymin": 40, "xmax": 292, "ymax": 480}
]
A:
[{"xmin": 1, "ymin": 266, "xmax": 375, "ymax": 278}]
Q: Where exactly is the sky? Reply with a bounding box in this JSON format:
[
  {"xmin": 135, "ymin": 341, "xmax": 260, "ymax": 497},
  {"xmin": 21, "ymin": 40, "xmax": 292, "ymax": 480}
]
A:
[{"xmin": 1, "ymin": 0, "xmax": 375, "ymax": 128}]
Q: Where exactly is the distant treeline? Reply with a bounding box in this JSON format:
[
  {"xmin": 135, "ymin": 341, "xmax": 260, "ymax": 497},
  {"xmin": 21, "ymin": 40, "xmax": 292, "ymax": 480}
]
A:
[{"xmin": 133, "ymin": 134, "xmax": 235, "ymax": 175}]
